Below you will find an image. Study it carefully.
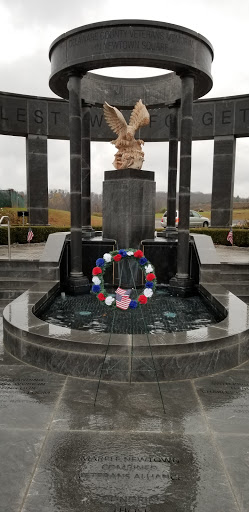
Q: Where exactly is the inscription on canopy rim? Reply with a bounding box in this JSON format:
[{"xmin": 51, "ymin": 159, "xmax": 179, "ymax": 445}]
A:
[{"xmin": 68, "ymin": 28, "xmax": 194, "ymax": 53}]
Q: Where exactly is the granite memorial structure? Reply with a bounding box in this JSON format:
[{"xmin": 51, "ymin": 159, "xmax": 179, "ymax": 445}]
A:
[
  {"xmin": 0, "ymin": 20, "xmax": 243, "ymax": 293},
  {"xmin": 47, "ymin": 19, "xmax": 214, "ymax": 295},
  {"xmin": 2, "ymin": 20, "xmax": 249, "ymax": 512}
]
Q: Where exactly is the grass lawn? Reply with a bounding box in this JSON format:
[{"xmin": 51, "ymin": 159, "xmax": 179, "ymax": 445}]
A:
[
  {"xmin": 1, "ymin": 208, "xmax": 248, "ymax": 228},
  {"xmin": 202, "ymin": 210, "xmax": 249, "ymax": 221},
  {"xmin": 48, "ymin": 210, "xmax": 103, "ymax": 227},
  {"xmin": 157, "ymin": 210, "xmax": 249, "ymax": 222},
  {"xmin": 0, "ymin": 207, "xmax": 103, "ymax": 228}
]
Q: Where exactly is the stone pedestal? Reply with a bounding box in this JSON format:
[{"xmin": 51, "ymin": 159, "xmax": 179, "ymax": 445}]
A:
[
  {"xmin": 103, "ymin": 169, "xmax": 155, "ymax": 249},
  {"xmin": 65, "ymin": 274, "xmax": 90, "ymax": 295},
  {"xmin": 169, "ymin": 275, "xmax": 195, "ymax": 297}
]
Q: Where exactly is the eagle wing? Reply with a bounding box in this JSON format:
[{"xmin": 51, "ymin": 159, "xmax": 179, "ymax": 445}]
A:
[
  {"xmin": 128, "ymin": 99, "xmax": 150, "ymax": 134},
  {"xmin": 103, "ymin": 102, "xmax": 127, "ymax": 136}
]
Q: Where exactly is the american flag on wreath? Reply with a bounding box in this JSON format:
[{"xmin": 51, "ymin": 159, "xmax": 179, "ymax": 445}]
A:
[
  {"xmin": 227, "ymin": 229, "xmax": 233, "ymax": 245},
  {"xmin": 27, "ymin": 228, "xmax": 34, "ymax": 242},
  {"xmin": 115, "ymin": 287, "xmax": 131, "ymax": 310}
]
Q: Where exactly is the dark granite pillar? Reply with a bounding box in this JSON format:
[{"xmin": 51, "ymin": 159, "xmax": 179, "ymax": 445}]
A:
[
  {"xmin": 81, "ymin": 102, "xmax": 93, "ymax": 234},
  {"xmin": 166, "ymin": 101, "xmax": 180, "ymax": 237},
  {"xmin": 169, "ymin": 75, "xmax": 195, "ymax": 296},
  {"xmin": 26, "ymin": 135, "xmax": 48, "ymax": 225},
  {"xmin": 211, "ymin": 136, "xmax": 236, "ymax": 227},
  {"xmin": 66, "ymin": 74, "xmax": 89, "ymax": 294}
]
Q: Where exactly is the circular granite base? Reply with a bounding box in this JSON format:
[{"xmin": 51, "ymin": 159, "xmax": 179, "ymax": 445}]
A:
[{"xmin": 3, "ymin": 281, "xmax": 249, "ymax": 382}]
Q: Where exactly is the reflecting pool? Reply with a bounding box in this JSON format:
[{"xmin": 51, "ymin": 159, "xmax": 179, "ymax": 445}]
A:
[{"xmin": 39, "ymin": 287, "xmax": 224, "ymax": 334}]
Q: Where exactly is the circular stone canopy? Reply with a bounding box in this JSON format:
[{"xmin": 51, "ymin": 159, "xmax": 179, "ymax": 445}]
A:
[{"xmin": 49, "ymin": 19, "xmax": 213, "ymax": 109}]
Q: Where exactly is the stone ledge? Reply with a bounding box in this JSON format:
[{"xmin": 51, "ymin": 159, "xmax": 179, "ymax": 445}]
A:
[{"xmin": 3, "ymin": 281, "xmax": 249, "ymax": 381}]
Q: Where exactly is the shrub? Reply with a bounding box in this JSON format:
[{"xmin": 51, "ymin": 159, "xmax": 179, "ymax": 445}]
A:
[
  {"xmin": 0, "ymin": 226, "xmax": 70, "ymax": 245},
  {"xmin": 190, "ymin": 228, "xmax": 249, "ymax": 247},
  {"xmin": 0, "ymin": 225, "xmax": 104, "ymax": 244}
]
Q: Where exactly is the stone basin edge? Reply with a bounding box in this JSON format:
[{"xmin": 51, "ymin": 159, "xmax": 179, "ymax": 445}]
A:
[{"xmin": 3, "ymin": 281, "xmax": 249, "ymax": 355}]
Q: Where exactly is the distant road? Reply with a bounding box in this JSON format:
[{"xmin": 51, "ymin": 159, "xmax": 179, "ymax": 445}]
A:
[{"xmin": 155, "ymin": 218, "xmax": 162, "ymax": 229}]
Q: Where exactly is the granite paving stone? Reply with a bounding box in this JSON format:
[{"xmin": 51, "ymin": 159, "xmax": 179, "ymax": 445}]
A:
[
  {"xmin": 0, "ymin": 429, "xmax": 46, "ymax": 512},
  {"xmin": 0, "ymin": 328, "xmax": 23, "ymax": 365},
  {"xmin": 0, "ymin": 365, "xmax": 66, "ymax": 429},
  {"xmin": 194, "ymin": 370, "xmax": 249, "ymax": 434},
  {"xmin": 235, "ymin": 359, "xmax": 249, "ymax": 370},
  {"xmin": 215, "ymin": 435, "xmax": 249, "ymax": 512},
  {"xmin": 22, "ymin": 431, "xmax": 238, "ymax": 512},
  {"xmin": 51, "ymin": 378, "xmax": 207, "ymax": 434},
  {"xmin": 0, "ymin": 348, "xmax": 23, "ymax": 365}
]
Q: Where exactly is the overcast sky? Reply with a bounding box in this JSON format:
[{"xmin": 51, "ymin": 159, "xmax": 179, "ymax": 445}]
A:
[{"xmin": 0, "ymin": 0, "xmax": 248, "ymax": 196}]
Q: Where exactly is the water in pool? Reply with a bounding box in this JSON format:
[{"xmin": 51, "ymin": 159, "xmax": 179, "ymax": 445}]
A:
[{"xmin": 39, "ymin": 287, "xmax": 223, "ymax": 334}]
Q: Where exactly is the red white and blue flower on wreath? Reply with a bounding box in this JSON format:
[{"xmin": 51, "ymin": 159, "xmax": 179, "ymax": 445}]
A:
[{"xmin": 91, "ymin": 249, "xmax": 156, "ymax": 310}]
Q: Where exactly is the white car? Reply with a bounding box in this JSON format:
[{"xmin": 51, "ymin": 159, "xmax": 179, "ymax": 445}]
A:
[{"xmin": 161, "ymin": 210, "xmax": 210, "ymax": 228}]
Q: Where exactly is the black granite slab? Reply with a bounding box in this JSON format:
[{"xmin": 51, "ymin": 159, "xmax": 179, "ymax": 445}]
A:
[
  {"xmin": 0, "ymin": 366, "xmax": 65, "ymax": 429},
  {"xmin": 0, "ymin": 320, "xmax": 22, "ymax": 365},
  {"xmin": 50, "ymin": 378, "xmax": 207, "ymax": 434},
  {"xmin": 0, "ymin": 429, "xmax": 46, "ymax": 512},
  {"xmin": 215, "ymin": 435, "xmax": 249, "ymax": 512},
  {"xmin": 195, "ymin": 370, "xmax": 249, "ymax": 434},
  {"xmin": 103, "ymin": 170, "xmax": 155, "ymax": 250},
  {"xmin": 22, "ymin": 430, "xmax": 238, "ymax": 512}
]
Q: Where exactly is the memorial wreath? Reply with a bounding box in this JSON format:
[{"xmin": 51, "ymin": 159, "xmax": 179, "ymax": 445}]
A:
[{"xmin": 91, "ymin": 249, "xmax": 157, "ymax": 310}]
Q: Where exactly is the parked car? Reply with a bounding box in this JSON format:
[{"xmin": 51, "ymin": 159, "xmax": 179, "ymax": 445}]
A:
[{"xmin": 161, "ymin": 210, "xmax": 210, "ymax": 228}]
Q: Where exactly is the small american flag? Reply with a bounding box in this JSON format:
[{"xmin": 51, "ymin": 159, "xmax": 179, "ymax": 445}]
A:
[
  {"xmin": 115, "ymin": 287, "xmax": 131, "ymax": 310},
  {"xmin": 116, "ymin": 287, "xmax": 131, "ymax": 297},
  {"xmin": 227, "ymin": 229, "xmax": 233, "ymax": 245},
  {"xmin": 116, "ymin": 295, "xmax": 131, "ymax": 310},
  {"xmin": 27, "ymin": 228, "xmax": 34, "ymax": 242}
]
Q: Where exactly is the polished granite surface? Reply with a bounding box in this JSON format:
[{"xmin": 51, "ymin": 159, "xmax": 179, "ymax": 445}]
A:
[
  {"xmin": 1, "ymin": 241, "xmax": 249, "ymax": 509},
  {"xmin": 3, "ymin": 280, "xmax": 249, "ymax": 381},
  {"xmin": 1, "ymin": 306, "xmax": 249, "ymax": 511}
]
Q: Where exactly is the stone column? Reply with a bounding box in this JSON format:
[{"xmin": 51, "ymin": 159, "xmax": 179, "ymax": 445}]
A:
[
  {"xmin": 211, "ymin": 136, "xmax": 236, "ymax": 227},
  {"xmin": 26, "ymin": 135, "xmax": 48, "ymax": 225},
  {"xmin": 66, "ymin": 74, "xmax": 89, "ymax": 294},
  {"xmin": 169, "ymin": 75, "xmax": 195, "ymax": 296},
  {"xmin": 166, "ymin": 101, "xmax": 180, "ymax": 237},
  {"xmin": 81, "ymin": 102, "xmax": 93, "ymax": 234}
]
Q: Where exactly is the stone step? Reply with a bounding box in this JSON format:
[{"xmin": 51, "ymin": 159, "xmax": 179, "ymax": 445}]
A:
[
  {"xmin": 0, "ymin": 269, "xmax": 41, "ymax": 279},
  {"xmin": 222, "ymin": 283, "xmax": 249, "ymax": 296},
  {"xmin": 0, "ymin": 260, "xmax": 40, "ymax": 270},
  {"xmin": 237, "ymin": 295, "xmax": 249, "ymax": 304},
  {"xmin": 0, "ymin": 290, "xmax": 24, "ymax": 300},
  {"xmin": 219, "ymin": 263, "xmax": 249, "ymax": 272},
  {"xmin": 0, "ymin": 298, "xmax": 13, "ymax": 309},
  {"xmin": 219, "ymin": 272, "xmax": 249, "ymax": 283},
  {"xmin": 0, "ymin": 278, "xmax": 37, "ymax": 290}
]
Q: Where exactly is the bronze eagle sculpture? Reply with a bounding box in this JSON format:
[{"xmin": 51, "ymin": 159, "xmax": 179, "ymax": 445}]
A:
[{"xmin": 103, "ymin": 99, "xmax": 150, "ymax": 170}]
